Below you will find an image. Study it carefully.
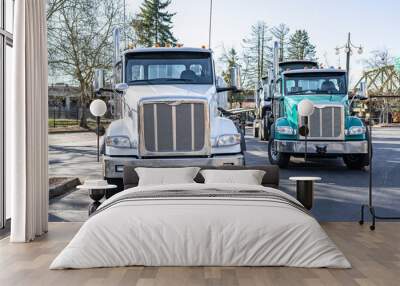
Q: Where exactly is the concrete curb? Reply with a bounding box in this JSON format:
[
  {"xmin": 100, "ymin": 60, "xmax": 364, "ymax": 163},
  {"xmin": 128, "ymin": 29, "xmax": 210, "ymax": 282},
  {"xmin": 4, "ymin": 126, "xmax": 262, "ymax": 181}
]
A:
[
  {"xmin": 49, "ymin": 128, "xmax": 90, "ymax": 134},
  {"xmin": 374, "ymin": 124, "xmax": 400, "ymax": 128},
  {"xmin": 49, "ymin": 177, "xmax": 81, "ymax": 199}
]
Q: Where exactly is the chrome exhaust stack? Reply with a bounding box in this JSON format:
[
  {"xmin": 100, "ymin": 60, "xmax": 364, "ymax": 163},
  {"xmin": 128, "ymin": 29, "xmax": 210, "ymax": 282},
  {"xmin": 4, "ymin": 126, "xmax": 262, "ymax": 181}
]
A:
[
  {"xmin": 113, "ymin": 28, "xmax": 121, "ymax": 67},
  {"xmin": 273, "ymin": 41, "xmax": 279, "ymax": 81}
]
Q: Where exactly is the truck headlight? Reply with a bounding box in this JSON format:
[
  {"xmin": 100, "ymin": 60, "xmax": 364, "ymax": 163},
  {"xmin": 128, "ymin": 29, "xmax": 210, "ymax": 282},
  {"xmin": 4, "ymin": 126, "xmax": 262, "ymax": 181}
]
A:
[
  {"xmin": 348, "ymin": 126, "xmax": 366, "ymax": 135},
  {"xmin": 106, "ymin": 136, "xmax": 135, "ymax": 148},
  {"xmin": 276, "ymin": 126, "xmax": 294, "ymax": 135},
  {"xmin": 215, "ymin": 134, "xmax": 241, "ymax": 147}
]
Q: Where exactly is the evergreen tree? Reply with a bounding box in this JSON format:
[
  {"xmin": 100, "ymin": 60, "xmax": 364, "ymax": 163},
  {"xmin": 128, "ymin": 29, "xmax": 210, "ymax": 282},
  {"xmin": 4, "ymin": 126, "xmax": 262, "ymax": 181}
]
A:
[
  {"xmin": 132, "ymin": 0, "xmax": 177, "ymax": 47},
  {"xmin": 242, "ymin": 21, "xmax": 272, "ymax": 89},
  {"xmin": 270, "ymin": 23, "xmax": 290, "ymax": 62},
  {"xmin": 287, "ymin": 30, "xmax": 316, "ymax": 60}
]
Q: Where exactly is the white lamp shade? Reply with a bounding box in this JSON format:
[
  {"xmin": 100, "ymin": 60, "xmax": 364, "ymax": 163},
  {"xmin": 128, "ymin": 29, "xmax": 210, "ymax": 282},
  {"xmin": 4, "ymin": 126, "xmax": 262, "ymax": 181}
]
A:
[
  {"xmin": 298, "ymin": 99, "xmax": 315, "ymax": 117},
  {"xmin": 90, "ymin": 99, "xmax": 107, "ymax": 117}
]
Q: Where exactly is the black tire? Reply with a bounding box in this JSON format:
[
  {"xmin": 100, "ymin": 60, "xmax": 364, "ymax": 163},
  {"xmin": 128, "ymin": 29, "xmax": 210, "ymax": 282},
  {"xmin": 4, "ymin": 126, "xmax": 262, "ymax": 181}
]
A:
[
  {"xmin": 268, "ymin": 138, "xmax": 290, "ymax": 168},
  {"xmin": 343, "ymin": 154, "xmax": 369, "ymax": 170},
  {"xmin": 263, "ymin": 123, "xmax": 270, "ymax": 141},
  {"xmin": 240, "ymin": 130, "xmax": 247, "ymax": 152},
  {"xmin": 100, "ymin": 141, "xmax": 106, "ymax": 155},
  {"xmin": 104, "ymin": 177, "xmax": 124, "ymax": 199},
  {"xmin": 254, "ymin": 126, "xmax": 259, "ymax": 138},
  {"xmin": 260, "ymin": 118, "xmax": 269, "ymax": 141}
]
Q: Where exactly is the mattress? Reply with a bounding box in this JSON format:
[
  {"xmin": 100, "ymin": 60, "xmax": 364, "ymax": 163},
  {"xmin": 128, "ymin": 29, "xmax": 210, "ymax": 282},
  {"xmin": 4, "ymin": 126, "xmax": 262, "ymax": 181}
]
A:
[{"xmin": 50, "ymin": 183, "xmax": 350, "ymax": 269}]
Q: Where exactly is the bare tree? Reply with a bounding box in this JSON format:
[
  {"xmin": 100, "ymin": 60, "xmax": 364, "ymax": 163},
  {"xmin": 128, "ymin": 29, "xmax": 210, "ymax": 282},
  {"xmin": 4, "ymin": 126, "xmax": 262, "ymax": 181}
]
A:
[
  {"xmin": 47, "ymin": 0, "xmax": 68, "ymax": 20},
  {"xmin": 47, "ymin": 0, "xmax": 124, "ymax": 127},
  {"xmin": 363, "ymin": 48, "xmax": 394, "ymax": 69},
  {"xmin": 270, "ymin": 23, "xmax": 290, "ymax": 62},
  {"xmin": 242, "ymin": 21, "xmax": 272, "ymax": 89}
]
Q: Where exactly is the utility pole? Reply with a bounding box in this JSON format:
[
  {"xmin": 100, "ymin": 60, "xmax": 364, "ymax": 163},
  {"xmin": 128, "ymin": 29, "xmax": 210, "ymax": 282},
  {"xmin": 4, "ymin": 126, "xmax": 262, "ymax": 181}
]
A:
[
  {"xmin": 208, "ymin": 0, "xmax": 213, "ymax": 49},
  {"xmin": 345, "ymin": 33, "xmax": 351, "ymax": 84},
  {"xmin": 336, "ymin": 33, "xmax": 363, "ymax": 87},
  {"xmin": 123, "ymin": 0, "xmax": 126, "ymax": 49}
]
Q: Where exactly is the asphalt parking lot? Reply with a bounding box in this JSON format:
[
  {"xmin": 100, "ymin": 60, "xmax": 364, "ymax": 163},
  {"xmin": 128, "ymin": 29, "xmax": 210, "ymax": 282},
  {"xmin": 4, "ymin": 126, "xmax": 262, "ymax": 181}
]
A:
[{"xmin": 49, "ymin": 127, "xmax": 400, "ymax": 222}]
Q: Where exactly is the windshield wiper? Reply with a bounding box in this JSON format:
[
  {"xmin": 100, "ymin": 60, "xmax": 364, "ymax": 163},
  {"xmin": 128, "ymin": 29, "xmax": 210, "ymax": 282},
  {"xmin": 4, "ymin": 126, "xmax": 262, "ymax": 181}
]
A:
[
  {"xmin": 127, "ymin": 79, "xmax": 155, "ymax": 84},
  {"xmin": 288, "ymin": 89, "xmax": 316, "ymax": 95},
  {"xmin": 159, "ymin": 78, "xmax": 195, "ymax": 82},
  {"xmin": 317, "ymin": 90, "xmax": 341, "ymax": 95},
  {"xmin": 128, "ymin": 78, "xmax": 195, "ymax": 84}
]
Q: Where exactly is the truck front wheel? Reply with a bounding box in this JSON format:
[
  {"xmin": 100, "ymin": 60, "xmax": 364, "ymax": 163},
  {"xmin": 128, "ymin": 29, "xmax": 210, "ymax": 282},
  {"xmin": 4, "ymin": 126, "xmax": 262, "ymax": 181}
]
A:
[
  {"xmin": 343, "ymin": 154, "xmax": 369, "ymax": 170},
  {"xmin": 260, "ymin": 118, "xmax": 270, "ymax": 141},
  {"xmin": 254, "ymin": 126, "xmax": 259, "ymax": 138},
  {"xmin": 268, "ymin": 138, "xmax": 290, "ymax": 168},
  {"xmin": 240, "ymin": 131, "xmax": 247, "ymax": 152}
]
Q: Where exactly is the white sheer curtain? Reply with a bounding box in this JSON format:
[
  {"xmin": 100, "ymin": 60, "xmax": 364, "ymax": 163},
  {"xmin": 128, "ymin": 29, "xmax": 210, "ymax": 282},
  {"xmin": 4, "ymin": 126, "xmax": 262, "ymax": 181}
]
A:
[{"xmin": 8, "ymin": 0, "xmax": 48, "ymax": 242}]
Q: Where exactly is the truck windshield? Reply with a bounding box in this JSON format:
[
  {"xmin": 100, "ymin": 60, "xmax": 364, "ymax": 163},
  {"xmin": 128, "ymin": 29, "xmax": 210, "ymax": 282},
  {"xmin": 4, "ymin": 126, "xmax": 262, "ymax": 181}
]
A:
[
  {"xmin": 284, "ymin": 73, "xmax": 347, "ymax": 95},
  {"xmin": 125, "ymin": 52, "xmax": 213, "ymax": 85}
]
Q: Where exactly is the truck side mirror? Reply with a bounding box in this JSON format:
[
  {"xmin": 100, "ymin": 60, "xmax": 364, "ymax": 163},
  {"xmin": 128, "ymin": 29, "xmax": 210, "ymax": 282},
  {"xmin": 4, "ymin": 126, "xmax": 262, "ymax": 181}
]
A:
[
  {"xmin": 351, "ymin": 81, "xmax": 368, "ymax": 100},
  {"xmin": 115, "ymin": 83, "xmax": 128, "ymax": 93},
  {"xmin": 230, "ymin": 65, "xmax": 242, "ymax": 92},
  {"xmin": 349, "ymin": 91, "xmax": 367, "ymax": 101},
  {"xmin": 93, "ymin": 69, "xmax": 105, "ymax": 93},
  {"xmin": 355, "ymin": 94, "xmax": 368, "ymax": 100}
]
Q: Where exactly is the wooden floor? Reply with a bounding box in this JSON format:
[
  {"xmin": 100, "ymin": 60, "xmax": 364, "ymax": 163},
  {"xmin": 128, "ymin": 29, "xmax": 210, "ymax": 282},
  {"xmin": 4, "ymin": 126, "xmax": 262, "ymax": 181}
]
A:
[{"xmin": 0, "ymin": 222, "xmax": 399, "ymax": 286}]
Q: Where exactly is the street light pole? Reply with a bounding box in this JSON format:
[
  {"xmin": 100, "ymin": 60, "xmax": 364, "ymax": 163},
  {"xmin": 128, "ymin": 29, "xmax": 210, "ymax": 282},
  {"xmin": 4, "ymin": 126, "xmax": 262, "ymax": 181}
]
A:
[
  {"xmin": 336, "ymin": 33, "xmax": 363, "ymax": 87},
  {"xmin": 346, "ymin": 32, "xmax": 351, "ymax": 85},
  {"xmin": 90, "ymin": 99, "xmax": 107, "ymax": 163},
  {"xmin": 208, "ymin": 0, "xmax": 213, "ymax": 49},
  {"xmin": 96, "ymin": 116, "xmax": 100, "ymax": 162}
]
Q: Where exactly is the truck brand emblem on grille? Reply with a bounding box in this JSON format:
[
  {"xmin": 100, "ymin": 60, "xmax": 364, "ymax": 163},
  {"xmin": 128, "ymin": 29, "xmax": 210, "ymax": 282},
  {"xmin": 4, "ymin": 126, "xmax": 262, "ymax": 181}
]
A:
[
  {"xmin": 316, "ymin": 145, "xmax": 328, "ymax": 154},
  {"xmin": 168, "ymin": 101, "xmax": 182, "ymax": 106}
]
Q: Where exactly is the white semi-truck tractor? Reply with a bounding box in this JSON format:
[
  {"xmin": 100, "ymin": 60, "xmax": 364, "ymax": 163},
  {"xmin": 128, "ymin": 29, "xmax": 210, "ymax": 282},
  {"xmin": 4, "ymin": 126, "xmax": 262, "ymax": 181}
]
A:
[{"xmin": 94, "ymin": 29, "xmax": 245, "ymax": 196}]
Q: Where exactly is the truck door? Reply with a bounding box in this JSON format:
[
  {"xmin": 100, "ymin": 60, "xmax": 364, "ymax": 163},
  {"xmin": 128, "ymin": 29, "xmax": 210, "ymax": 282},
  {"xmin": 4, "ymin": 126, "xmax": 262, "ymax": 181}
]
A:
[{"xmin": 273, "ymin": 78, "xmax": 283, "ymax": 119}]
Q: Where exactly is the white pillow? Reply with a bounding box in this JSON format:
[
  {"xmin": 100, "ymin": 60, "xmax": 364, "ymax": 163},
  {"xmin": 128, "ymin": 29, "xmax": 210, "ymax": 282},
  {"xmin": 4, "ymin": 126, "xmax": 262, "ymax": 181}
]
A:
[
  {"xmin": 135, "ymin": 167, "xmax": 200, "ymax": 186},
  {"xmin": 200, "ymin": 169, "xmax": 265, "ymax": 185}
]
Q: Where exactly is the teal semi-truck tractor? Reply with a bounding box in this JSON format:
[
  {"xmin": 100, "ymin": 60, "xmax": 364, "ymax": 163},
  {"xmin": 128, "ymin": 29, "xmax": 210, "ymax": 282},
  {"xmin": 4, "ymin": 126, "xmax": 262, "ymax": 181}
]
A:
[{"xmin": 263, "ymin": 45, "xmax": 369, "ymax": 169}]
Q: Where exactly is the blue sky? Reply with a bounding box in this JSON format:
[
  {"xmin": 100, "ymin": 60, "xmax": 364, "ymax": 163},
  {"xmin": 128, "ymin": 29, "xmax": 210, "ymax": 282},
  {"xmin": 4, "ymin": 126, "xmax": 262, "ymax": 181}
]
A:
[{"xmin": 128, "ymin": 0, "xmax": 400, "ymax": 86}]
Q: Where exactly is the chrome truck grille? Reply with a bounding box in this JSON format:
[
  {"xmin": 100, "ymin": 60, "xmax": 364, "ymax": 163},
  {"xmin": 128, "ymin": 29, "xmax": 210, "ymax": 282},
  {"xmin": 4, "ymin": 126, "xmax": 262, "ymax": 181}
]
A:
[
  {"xmin": 139, "ymin": 100, "xmax": 210, "ymax": 156},
  {"xmin": 299, "ymin": 105, "xmax": 344, "ymax": 140}
]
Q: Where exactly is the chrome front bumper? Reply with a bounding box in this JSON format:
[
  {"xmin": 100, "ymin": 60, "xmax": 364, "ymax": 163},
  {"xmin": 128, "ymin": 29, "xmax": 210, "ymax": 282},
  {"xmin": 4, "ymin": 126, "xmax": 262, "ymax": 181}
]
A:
[
  {"xmin": 103, "ymin": 154, "xmax": 244, "ymax": 178},
  {"xmin": 276, "ymin": 140, "xmax": 368, "ymax": 155}
]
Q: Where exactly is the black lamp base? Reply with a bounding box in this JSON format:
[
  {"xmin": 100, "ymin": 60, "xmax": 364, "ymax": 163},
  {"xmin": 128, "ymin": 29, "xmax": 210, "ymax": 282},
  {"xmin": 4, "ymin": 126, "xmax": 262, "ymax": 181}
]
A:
[
  {"xmin": 359, "ymin": 122, "xmax": 400, "ymax": 231},
  {"xmin": 359, "ymin": 204, "xmax": 376, "ymax": 230},
  {"xmin": 359, "ymin": 204, "xmax": 400, "ymax": 231}
]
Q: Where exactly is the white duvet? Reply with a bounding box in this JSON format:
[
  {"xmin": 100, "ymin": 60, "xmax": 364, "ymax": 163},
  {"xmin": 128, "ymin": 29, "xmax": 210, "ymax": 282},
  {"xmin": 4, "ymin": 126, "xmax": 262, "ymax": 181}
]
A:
[{"xmin": 50, "ymin": 183, "xmax": 350, "ymax": 269}]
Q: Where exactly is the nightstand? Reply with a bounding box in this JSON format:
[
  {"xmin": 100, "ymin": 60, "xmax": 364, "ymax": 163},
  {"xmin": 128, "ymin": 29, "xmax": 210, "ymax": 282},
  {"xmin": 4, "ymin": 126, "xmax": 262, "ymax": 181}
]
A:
[
  {"xmin": 77, "ymin": 181, "xmax": 117, "ymax": 215},
  {"xmin": 289, "ymin": 177, "xmax": 321, "ymax": 210}
]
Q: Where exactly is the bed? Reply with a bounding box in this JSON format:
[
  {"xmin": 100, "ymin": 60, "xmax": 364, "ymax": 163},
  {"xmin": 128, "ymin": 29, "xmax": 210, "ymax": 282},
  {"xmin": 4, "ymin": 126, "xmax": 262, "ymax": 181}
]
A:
[{"xmin": 50, "ymin": 166, "xmax": 350, "ymax": 269}]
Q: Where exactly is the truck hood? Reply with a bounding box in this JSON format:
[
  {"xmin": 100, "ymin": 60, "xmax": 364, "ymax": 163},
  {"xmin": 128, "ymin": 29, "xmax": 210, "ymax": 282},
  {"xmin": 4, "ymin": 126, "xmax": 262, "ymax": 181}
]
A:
[
  {"xmin": 284, "ymin": 95, "xmax": 348, "ymax": 127},
  {"xmin": 125, "ymin": 84, "xmax": 215, "ymax": 102}
]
